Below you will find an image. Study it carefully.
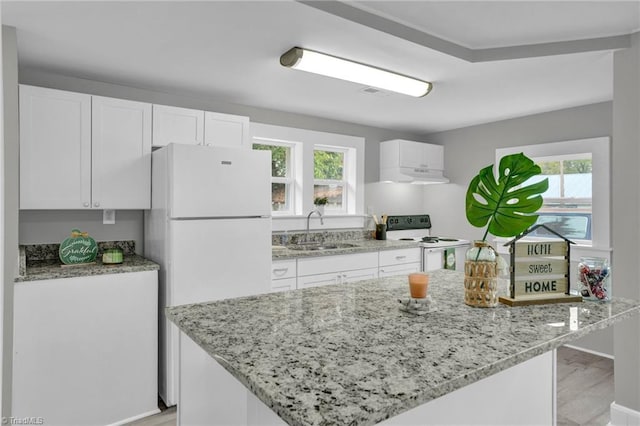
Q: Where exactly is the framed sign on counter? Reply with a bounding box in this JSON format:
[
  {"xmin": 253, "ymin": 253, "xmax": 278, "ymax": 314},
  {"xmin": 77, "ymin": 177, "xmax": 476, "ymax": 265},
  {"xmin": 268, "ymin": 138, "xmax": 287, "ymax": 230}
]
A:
[{"xmin": 499, "ymin": 224, "xmax": 582, "ymax": 306}]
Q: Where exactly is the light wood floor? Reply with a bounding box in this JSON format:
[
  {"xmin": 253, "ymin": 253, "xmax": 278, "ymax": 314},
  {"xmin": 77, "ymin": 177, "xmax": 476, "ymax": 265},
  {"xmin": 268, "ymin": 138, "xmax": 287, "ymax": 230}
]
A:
[
  {"xmin": 128, "ymin": 346, "xmax": 613, "ymax": 426},
  {"xmin": 557, "ymin": 346, "xmax": 614, "ymax": 426}
]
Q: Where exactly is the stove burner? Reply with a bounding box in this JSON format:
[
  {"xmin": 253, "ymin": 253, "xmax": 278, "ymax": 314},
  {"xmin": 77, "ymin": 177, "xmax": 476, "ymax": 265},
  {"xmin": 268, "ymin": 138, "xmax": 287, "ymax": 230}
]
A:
[
  {"xmin": 399, "ymin": 238, "xmax": 416, "ymax": 241},
  {"xmin": 421, "ymin": 236, "xmax": 459, "ymax": 243}
]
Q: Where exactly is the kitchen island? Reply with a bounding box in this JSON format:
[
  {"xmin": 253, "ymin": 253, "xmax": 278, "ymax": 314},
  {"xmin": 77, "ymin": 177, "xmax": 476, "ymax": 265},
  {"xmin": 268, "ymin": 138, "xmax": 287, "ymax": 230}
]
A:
[{"xmin": 167, "ymin": 269, "xmax": 640, "ymax": 426}]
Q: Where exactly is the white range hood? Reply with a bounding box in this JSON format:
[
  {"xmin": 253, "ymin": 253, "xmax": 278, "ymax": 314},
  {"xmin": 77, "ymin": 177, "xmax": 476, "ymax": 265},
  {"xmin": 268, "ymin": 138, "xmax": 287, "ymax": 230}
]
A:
[{"xmin": 380, "ymin": 139, "xmax": 449, "ymax": 184}]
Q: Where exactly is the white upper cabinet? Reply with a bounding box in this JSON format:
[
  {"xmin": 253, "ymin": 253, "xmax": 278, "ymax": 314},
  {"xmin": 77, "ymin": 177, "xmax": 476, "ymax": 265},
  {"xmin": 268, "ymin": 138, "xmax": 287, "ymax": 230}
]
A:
[
  {"xmin": 398, "ymin": 140, "xmax": 443, "ymax": 170},
  {"xmin": 20, "ymin": 85, "xmax": 92, "ymax": 209},
  {"xmin": 203, "ymin": 111, "xmax": 250, "ymax": 149},
  {"xmin": 380, "ymin": 139, "xmax": 448, "ymax": 183},
  {"xmin": 152, "ymin": 105, "xmax": 250, "ymax": 149},
  {"xmin": 92, "ymin": 96, "xmax": 152, "ymax": 209},
  {"xmin": 19, "ymin": 85, "xmax": 152, "ymax": 210},
  {"xmin": 152, "ymin": 104, "xmax": 204, "ymax": 147}
]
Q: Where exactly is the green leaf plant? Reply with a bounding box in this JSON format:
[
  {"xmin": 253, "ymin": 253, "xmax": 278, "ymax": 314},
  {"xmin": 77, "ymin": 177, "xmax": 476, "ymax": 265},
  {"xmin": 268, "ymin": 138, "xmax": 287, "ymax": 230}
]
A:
[{"xmin": 466, "ymin": 152, "xmax": 549, "ymax": 246}]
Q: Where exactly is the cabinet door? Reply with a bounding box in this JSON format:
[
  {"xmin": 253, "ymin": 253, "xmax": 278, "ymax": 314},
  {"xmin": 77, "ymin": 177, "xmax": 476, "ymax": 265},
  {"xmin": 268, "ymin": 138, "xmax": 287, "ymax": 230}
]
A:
[
  {"xmin": 19, "ymin": 85, "xmax": 91, "ymax": 209},
  {"xmin": 204, "ymin": 111, "xmax": 250, "ymax": 149},
  {"xmin": 92, "ymin": 96, "xmax": 152, "ymax": 209},
  {"xmin": 397, "ymin": 140, "xmax": 444, "ymax": 171},
  {"xmin": 13, "ymin": 271, "xmax": 158, "ymax": 425},
  {"xmin": 152, "ymin": 104, "xmax": 204, "ymax": 147}
]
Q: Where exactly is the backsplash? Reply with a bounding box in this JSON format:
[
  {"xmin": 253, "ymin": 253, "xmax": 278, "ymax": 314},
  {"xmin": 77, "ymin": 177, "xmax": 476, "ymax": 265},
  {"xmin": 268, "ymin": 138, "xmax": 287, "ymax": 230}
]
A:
[
  {"xmin": 271, "ymin": 229, "xmax": 372, "ymax": 246},
  {"xmin": 21, "ymin": 240, "xmax": 137, "ymax": 267}
]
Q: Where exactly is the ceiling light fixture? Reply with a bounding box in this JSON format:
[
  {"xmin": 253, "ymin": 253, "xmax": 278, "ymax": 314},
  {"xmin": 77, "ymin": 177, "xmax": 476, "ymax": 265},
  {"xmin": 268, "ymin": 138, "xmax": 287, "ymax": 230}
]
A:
[{"xmin": 280, "ymin": 47, "xmax": 432, "ymax": 98}]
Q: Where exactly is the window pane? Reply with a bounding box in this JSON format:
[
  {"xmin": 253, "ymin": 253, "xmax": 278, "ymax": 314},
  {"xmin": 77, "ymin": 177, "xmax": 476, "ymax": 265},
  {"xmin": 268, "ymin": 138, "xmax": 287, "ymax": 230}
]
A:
[
  {"xmin": 314, "ymin": 150, "xmax": 344, "ymax": 180},
  {"xmin": 253, "ymin": 143, "xmax": 290, "ymax": 178},
  {"xmin": 271, "ymin": 183, "xmax": 289, "ymax": 212},
  {"xmin": 528, "ymin": 156, "xmax": 592, "ymax": 240},
  {"xmin": 314, "ymin": 184, "xmax": 343, "ymax": 209},
  {"xmin": 531, "ymin": 213, "xmax": 591, "ymax": 240}
]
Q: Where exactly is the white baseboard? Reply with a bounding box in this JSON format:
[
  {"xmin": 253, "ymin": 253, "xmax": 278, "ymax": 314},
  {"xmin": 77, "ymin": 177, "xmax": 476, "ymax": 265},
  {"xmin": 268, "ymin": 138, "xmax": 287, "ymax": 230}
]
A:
[
  {"xmin": 108, "ymin": 408, "xmax": 162, "ymax": 426},
  {"xmin": 563, "ymin": 343, "xmax": 614, "ymax": 360},
  {"xmin": 609, "ymin": 402, "xmax": 640, "ymax": 426}
]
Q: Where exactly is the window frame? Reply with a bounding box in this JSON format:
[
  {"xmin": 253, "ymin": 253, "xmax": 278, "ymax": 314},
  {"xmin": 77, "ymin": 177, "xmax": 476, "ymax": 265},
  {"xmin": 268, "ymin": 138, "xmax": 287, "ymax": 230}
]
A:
[
  {"xmin": 252, "ymin": 138, "xmax": 297, "ymax": 216},
  {"xmin": 250, "ymin": 123, "xmax": 365, "ymax": 231},
  {"xmin": 313, "ymin": 145, "xmax": 349, "ymax": 214},
  {"xmin": 496, "ymin": 137, "xmax": 610, "ymax": 249}
]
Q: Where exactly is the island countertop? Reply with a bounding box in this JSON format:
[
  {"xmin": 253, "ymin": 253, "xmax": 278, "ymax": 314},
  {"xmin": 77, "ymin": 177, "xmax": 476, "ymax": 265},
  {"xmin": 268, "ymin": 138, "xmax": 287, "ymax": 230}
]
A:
[{"xmin": 166, "ymin": 269, "xmax": 640, "ymax": 426}]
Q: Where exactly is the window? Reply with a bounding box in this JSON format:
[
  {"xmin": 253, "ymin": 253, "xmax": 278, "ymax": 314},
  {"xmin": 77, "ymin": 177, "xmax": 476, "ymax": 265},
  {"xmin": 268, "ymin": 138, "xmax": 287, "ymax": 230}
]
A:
[
  {"xmin": 314, "ymin": 147, "xmax": 347, "ymax": 212},
  {"xmin": 526, "ymin": 154, "xmax": 593, "ymax": 241},
  {"xmin": 251, "ymin": 123, "xmax": 365, "ymax": 230},
  {"xmin": 496, "ymin": 137, "xmax": 610, "ymax": 248},
  {"xmin": 252, "ymin": 141, "xmax": 295, "ymax": 215}
]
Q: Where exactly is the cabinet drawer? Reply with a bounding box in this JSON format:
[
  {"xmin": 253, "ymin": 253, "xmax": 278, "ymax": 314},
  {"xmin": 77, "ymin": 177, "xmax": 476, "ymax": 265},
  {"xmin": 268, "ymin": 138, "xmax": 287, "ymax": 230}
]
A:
[
  {"xmin": 379, "ymin": 248, "xmax": 421, "ymax": 266},
  {"xmin": 270, "ymin": 277, "xmax": 296, "ymax": 293},
  {"xmin": 297, "ymin": 272, "xmax": 340, "ymax": 289},
  {"xmin": 378, "ymin": 262, "xmax": 421, "ymax": 278},
  {"xmin": 342, "ymin": 267, "xmax": 378, "ymax": 283},
  {"xmin": 271, "ymin": 260, "xmax": 296, "ymax": 280},
  {"xmin": 297, "ymin": 252, "xmax": 378, "ymax": 277}
]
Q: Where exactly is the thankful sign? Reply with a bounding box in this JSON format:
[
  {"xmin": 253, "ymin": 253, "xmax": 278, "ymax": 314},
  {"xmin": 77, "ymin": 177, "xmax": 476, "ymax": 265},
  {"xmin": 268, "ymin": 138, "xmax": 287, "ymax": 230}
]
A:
[{"xmin": 59, "ymin": 229, "xmax": 98, "ymax": 265}]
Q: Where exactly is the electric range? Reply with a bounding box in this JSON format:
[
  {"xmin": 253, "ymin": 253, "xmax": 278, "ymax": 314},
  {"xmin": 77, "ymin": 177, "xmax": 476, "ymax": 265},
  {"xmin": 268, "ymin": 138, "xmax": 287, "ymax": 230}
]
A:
[{"xmin": 385, "ymin": 215, "xmax": 470, "ymax": 271}]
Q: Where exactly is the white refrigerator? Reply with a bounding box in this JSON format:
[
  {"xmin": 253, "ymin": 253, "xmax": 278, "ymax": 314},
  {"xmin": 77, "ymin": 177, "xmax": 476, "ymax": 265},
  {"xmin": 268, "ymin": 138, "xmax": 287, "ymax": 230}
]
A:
[{"xmin": 144, "ymin": 143, "xmax": 272, "ymax": 407}]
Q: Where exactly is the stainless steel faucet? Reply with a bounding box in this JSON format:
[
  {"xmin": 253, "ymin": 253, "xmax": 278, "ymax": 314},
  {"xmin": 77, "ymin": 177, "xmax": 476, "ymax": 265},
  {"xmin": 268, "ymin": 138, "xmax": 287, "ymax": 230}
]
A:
[{"xmin": 306, "ymin": 208, "xmax": 324, "ymax": 242}]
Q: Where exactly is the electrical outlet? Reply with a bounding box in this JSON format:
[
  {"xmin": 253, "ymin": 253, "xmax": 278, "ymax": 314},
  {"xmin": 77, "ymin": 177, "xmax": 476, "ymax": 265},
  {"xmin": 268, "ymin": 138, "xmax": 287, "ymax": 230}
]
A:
[{"xmin": 103, "ymin": 209, "xmax": 116, "ymax": 225}]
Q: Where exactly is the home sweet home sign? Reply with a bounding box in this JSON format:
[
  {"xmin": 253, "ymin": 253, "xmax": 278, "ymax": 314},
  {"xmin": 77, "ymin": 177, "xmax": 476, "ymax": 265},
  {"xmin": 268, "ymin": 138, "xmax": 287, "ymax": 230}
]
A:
[{"xmin": 499, "ymin": 224, "xmax": 582, "ymax": 306}]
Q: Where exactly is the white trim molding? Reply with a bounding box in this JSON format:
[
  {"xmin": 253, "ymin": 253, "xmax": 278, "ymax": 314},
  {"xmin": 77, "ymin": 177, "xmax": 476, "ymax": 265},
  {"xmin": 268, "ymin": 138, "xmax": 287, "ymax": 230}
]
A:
[{"xmin": 609, "ymin": 402, "xmax": 640, "ymax": 426}]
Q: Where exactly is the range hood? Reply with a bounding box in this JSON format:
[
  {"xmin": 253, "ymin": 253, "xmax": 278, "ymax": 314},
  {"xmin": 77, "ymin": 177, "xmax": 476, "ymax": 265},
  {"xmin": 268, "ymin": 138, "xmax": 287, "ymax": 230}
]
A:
[{"xmin": 380, "ymin": 139, "xmax": 449, "ymax": 184}]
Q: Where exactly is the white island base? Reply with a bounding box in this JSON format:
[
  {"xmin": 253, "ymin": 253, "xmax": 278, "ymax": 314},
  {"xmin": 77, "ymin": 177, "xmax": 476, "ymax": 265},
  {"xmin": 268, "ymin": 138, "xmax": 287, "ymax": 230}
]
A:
[{"xmin": 178, "ymin": 331, "xmax": 555, "ymax": 426}]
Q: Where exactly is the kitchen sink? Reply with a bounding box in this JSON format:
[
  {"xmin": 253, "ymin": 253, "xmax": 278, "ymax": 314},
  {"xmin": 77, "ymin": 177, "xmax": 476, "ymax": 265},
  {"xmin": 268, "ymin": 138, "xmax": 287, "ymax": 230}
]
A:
[{"xmin": 286, "ymin": 243, "xmax": 357, "ymax": 251}]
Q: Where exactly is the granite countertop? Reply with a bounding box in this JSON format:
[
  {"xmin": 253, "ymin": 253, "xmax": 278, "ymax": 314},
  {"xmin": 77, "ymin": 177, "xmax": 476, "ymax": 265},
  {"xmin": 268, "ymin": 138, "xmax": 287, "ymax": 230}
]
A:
[
  {"xmin": 16, "ymin": 255, "xmax": 159, "ymax": 283},
  {"xmin": 167, "ymin": 269, "xmax": 640, "ymax": 426},
  {"xmin": 16, "ymin": 241, "xmax": 159, "ymax": 283},
  {"xmin": 273, "ymin": 239, "xmax": 442, "ymax": 260}
]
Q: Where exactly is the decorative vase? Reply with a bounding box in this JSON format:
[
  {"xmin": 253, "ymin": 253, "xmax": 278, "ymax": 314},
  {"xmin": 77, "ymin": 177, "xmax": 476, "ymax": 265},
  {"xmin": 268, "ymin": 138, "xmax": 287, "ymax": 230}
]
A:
[
  {"xmin": 464, "ymin": 240, "xmax": 499, "ymax": 307},
  {"xmin": 577, "ymin": 257, "xmax": 611, "ymax": 301},
  {"xmin": 314, "ymin": 204, "xmax": 325, "ymax": 215}
]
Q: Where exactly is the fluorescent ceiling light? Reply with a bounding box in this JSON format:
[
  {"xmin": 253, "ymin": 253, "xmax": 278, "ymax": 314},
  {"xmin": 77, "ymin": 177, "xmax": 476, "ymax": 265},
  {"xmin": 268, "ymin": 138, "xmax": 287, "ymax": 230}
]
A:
[{"xmin": 280, "ymin": 47, "xmax": 432, "ymax": 98}]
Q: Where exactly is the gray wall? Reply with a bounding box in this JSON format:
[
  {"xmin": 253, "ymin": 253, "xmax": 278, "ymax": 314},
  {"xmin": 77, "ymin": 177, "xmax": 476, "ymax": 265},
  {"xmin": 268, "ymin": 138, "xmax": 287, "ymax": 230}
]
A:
[
  {"xmin": 17, "ymin": 69, "xmax": 429, "ymax": 247},
  {"xmin": 2, "ymin": 25, "xmax": 19, "ymax": 417},
  {"xmin": 422, "ymin": 102, "xmax": 614, "ymax": 355},
  {"xmin": 423, "ymin": 102, "xmax": 612, "ymax": 240},
  {"xmin": 612, "ymin": 32, "xmax": 640, "ymax": 415}
]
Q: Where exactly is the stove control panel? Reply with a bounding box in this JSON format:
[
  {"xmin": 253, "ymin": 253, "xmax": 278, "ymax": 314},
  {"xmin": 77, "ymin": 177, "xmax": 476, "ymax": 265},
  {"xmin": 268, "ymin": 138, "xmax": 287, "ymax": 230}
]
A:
[{"xmin": 385, "ymin": 215, "xmax": 431, "ymax": 231}]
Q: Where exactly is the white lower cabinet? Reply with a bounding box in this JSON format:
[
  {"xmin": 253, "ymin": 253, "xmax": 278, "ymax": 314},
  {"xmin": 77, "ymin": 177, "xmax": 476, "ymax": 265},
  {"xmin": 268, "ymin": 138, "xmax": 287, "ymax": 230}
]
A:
[
  {"xmin": 297, "ymin": 252, "xmax": 378, "ymax": 289},
  {"xmin": 13, "ymin": 271, "xmax": 159, "ymax": 426},
  {"xmin": 379, "ymin": 248, "xmax": 422, "ymax": 277},
  {"xmin": 271, "ymin": 259, "xmax": 296, "ymax": 292},
  {"xmin": 272, "ymin": 248, "xmax": 426, "ymax": 292}
]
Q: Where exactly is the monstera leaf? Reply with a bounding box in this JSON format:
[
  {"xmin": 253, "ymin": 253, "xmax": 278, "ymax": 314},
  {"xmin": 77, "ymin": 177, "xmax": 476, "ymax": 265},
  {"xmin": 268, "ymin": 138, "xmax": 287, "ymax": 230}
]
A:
[{"xmin": 466, "ymin": 152, "xmax": 549, "ymax": 240}]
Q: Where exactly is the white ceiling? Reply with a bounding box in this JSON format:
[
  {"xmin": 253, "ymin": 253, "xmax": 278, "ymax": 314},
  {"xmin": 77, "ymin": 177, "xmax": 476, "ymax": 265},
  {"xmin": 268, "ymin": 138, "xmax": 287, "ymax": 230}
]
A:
[{"xmin": 3, "ymin": 1, "xmax": 639, "ymax": 134}]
